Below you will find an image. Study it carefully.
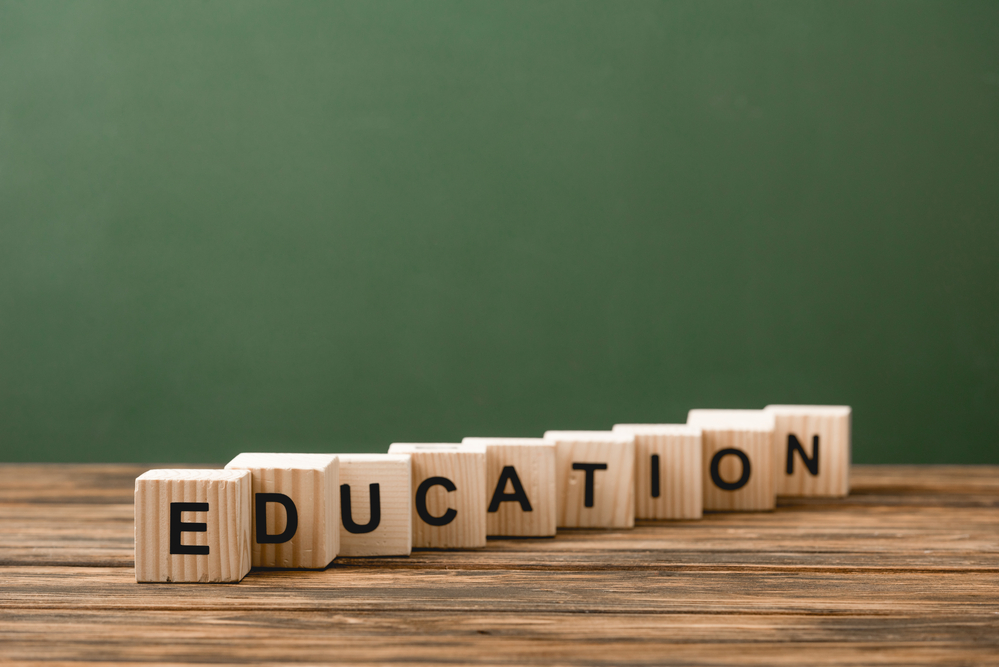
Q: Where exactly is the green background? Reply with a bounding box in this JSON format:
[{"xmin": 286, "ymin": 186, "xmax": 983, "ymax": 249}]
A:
[{"xmin": 1, "ymin": 1, "xmax": 997, "ymax": 464}]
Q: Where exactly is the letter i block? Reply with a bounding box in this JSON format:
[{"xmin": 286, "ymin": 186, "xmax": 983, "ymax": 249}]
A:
[
  {"xmin": 386, "ymin": 444, "xmax": 487, "ymax": 549},
  {"xmin": 765, "ymin": 405, "xmax": 851, "ymax": 497},
  {"xmin": 337, "ymin": 454, "xmax": 412, "ymax": 557},
  {"xmin": 612, "ymin": 424, "xmax": 703, "ymax": 520},
  {"xmin": 461, "ymin": 437, "xmax": 557, "ymax": 537},
  {"xmin": 543, "ymin": 431, "xmax": 635, "ymax": 529},
  {"xmin": 687, "ymin": 410, "xmax": 776, "ymax": 512},
  {"xmin": 134, "ymin": 469, "xmax": 251, "ymax": 583},
  {"xmin": 225, "ymin": 453, "xmax": 339, "ymax": 569}
]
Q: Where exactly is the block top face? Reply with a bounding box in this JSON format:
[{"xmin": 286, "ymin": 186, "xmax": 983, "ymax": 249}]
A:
[
  {"xmin": 765, "ymin": 405, "xmax": 852, "ymax": 416},
  {"xmin": 389, "ymin": 443, "xmax": 486, "ymax": 454},
  {"xmin": 543, "ymin": 431, "xmax": 634, "ymax": 443},
  {"xmin": 337, "ymin": 453, "xmax": 411, "ymax": 463},
  {"xmin": 462, "ymin": 437, "xmax": 554, "ymax": 447},
  {"xmin": 612, "ymin": 424, "xmax": 702, "ymax": 437},
  {"xmin": 136, "ymin": 469, "xmax": 248, "ymax": 482},
  {"xmin": 225, "ymin": 453, "xmax": 337, "ymax": 471},
  {"xmin": 687, "ymin": 409, "xmax": 776, "ymax": 431}
]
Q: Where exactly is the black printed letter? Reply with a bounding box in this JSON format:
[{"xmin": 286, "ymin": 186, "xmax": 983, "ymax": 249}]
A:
[
  {"xmin": 709, "ymin": 449, "xmax": 751, "ymax": 491},
  {"xmin": 488, "ymin": 466, "xmax": 532, "ymax": 513},
  {"xmin": 255, "ymin": 493, "xmax": 299, "ymax": 544},
  {"xmin": 786, "ymin": 435, "xmax": 820, "ymax": 476},
  {"xmin": 650, "ymin": 454, "xmax": 661, "ymax": 498},
  {"xmin": 341, "ymin": 483, "xmax": 381, "ymax": 534},
  {"xmin": 415, "ymin": 476, "xmax": 458, "ymax": 526},
  {"xmin": 170, "ymin": 502, "xmax": 209, "ymax": 555},
  {"xmin": 571, "ymin": 462, "xmax": 608, "ymax": 508}
]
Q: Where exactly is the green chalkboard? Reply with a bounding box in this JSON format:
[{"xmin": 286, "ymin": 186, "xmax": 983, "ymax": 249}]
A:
[{"xmin": 1, "ymin": 1, "xmax": 997, "ymax": 463}]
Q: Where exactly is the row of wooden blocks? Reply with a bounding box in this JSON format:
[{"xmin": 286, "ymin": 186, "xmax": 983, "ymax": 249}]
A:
[{"xmin": 135, "ymin": 405, "xmax": 850, "ymax": 582}]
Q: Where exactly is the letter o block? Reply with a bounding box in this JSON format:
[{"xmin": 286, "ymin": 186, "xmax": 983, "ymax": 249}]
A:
[
  {"xmin": 544, "ymin": 431, "xmax": 635, "ymax": 529},
  {"xmin": 338, "ymin": 454, "xmax": 412, "ymax": 557},
  {"xmin": 612, "ymin": 424, "xmax": 703, "ymax": 520},
  {"xmin": 387, "ymin": 444, "xmax": 486, "ymax": 549},
  {"xmin": 134, "ymin": 469, "xmax": 251, "ymax": 583},
  {"xmin": 225, "ymin": 453, "xmax": 339, "ymax": 569},
  {"xmin": 687, "ymin": 410, "xmax": 776, "ymax": 512},
  {"xmin": 765, "ymin": 405, "xmax": 851, "ymax": 497}
]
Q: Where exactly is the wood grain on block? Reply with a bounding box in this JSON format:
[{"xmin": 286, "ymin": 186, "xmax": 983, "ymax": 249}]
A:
[
  {"xmin": 133, "ymin": 469, "xmax": 251, "ymax": 583},
  {"xmin": 543, "ymin": 431, "xmax": 635, "ymax": 529},
  {"xmin": 225, "ymin": 453, "xmax": 338, "ymax": 569},
  {"xmin": 337, "ymin": 454, "xmax": 412, "ymax": 557},
  {"xmin": 461, "ymin": 438, "xmax": 557, "ymax": 537},
  {"xmin": 765, "ymin": 405, "xmax": 852, "ymax": 497},
  {"xmin": 687, "ymin": 410, "xmax": 776, "ymax": 512},
  {"xmin": 387, "ymin": 444, "xmax": 487, "ymax": 549},
  {"xmin": 612, "ymin": 424, "xmax": 703, "ymax": 520}
]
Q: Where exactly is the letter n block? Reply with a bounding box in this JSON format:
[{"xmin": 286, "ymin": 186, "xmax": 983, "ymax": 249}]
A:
[
  {"xmin": 337, "ymin": 454, "xmax": 412, "ymax": 557},
  {"xmin": 461, "ymin": 437, "xmax": 557, "ymax": 537},
  {"xmin": 225, "ymin": 453, "xmax": 339, "ymax": 569},
  {"xmin": 387, "ymin": 444, "xmax": 487, "ymax": 549},
  {"xmin": 765, "ymin": 405, "xmax": 851, "ymax": 497},
  {"xmin": 134, "ymin": 469, "xmax": 251, "ymax": 583},
  {"xmin": 543, "ymin": 431, "xmax": 635, "ymax": 529},
  {"xmin": 612, "ymin": 424, "xmax": 703, "ymax": 520},
  {"xmin": 687, "ymin": 410, "xmax": 776, "ymax": 512}
]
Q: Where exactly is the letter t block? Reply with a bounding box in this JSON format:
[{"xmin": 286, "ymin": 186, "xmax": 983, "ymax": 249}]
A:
[{"xmin": 544, "ymin": 431, "xmax": 635, "ymax": 529}]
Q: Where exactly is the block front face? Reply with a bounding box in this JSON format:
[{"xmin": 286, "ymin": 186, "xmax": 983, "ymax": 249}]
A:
[
  {"xmin": 387, "ymin": 444, "xmax": 487, "ymax": 549},
  {"xmin": 765, "ymin": 405, "xmax": 851, "ymax": 497},
  {"xmin": 462, "ymin": 438, "xmax": 557, "ymax": 537},
  {"xmin": 337, "ymin": 454, "xmax": 412, "ymax": 557},
  {"xmin": 134, "ymin": 469, "xmax": 251, "ymax": 583},
  {"xmin": 613, "ymin": 425, "xmax": 703, "ymax": 520},
  {"xmin": 544, "ymin": 431, "xmax": 635, "ymax": 529},
  {"xmin": 687, "ymin": 410, "xmax": 776, "ymax": 512},
  {"xmin": 225, "ymin": 453, "xmax": 338, "ymax": 569}
]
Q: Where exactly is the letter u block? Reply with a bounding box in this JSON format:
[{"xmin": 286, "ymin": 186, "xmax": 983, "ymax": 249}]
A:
[
  {"xmin": 687, "ymin": 410, "xmax": 776, "ymax": 512},
  {"xmin": 612, "ymin": 424, "xmax": 703, "ymax": 520},
  {"xmin": 543, "ymin": 431, "xmax": 635, "ymax": 529},
  {"xmin": 225, "ymin": 453, "xmax": 339, "ymax": 569},
  {"xmin": 387, "ymin": 444, "xmax": 487, "ymax": 549},
  {"xmin": 461, "ymin": 437, "xmax": 557, "ymax": 537},
  {"xmin": 337, "ymin": 454, "xmax": 412, "ymax": 557},
  {"xmin": 765, "ymin": 405, "xmax": 851, "ymax": 497},
  {"xmin": 134, "ymin": 469, "xmax": 251, "ymax": 583}
]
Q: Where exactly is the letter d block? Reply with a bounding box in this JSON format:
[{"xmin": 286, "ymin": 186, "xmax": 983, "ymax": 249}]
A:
[
  {"xmin": 687, "ymin": 410, "xmax": 776, "ymax": 512},
  {"xmin": 225, "ymin": 453, "xmax": 339, "ymax": 569},
  {"xmin": 387, "ymin": 444, "xmax": 486, "ymax": 549},
  {"xmin": 338, "ymin": 454, "xmax": 412, "ymax": 557},
  {"xmin": 765, "ymin": 405, "xmax": 851, "ymax": 497},
  {"xmin": 134, "ymin": 469, "xmax": 251, "ymax": 583},
  {"xmin": 544, "ymin": 431, "xmax": 635, "ymax": 529},
  {"xmin": 462, "ymin": 437, "xmax": 557, "ymax": 537},
  {"xmin": 612, "ymin": 424, "xmax": 703, "ymax": 520}
]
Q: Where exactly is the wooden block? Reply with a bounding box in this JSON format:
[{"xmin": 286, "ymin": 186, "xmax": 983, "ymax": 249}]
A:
[
  {"xmin": 134, "ymin": 469, "xmax": 251, "ymax": 583},
  {"xmin": 386, "ymin": 443, "xmax": 487, "ymax": 549},
  {"xmin": 765, "ymin": 405, "xmax": 852, "ymax": 497},
  {"xmin": 337, "ymin": 454, "xmax": 412, "ymax": 557},
  {"xmin": 225, "ymin": 453, "xmax": 338, "ymax": 569},
  {"xmin": 461, "ymin": 437, "xmax": 557, "ymax": 537},
  {"xmin": 686, "ymin": 410, "xmax": 776, "ymax": 512},
  {"xmin": 543, "ymin": 431, "xmax": 635, "ymax": 529},
  {"xmin": 612, "ymin": 424, "xmax": 703, "ymax": 520}
]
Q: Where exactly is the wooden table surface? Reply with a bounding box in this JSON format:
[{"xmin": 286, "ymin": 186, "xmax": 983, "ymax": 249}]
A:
[{"xmin": 1, "ymin": 464, "xmax": 997, "ymax": 665}]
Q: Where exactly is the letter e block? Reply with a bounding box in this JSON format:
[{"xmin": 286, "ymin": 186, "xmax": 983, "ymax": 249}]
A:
[
  {"xmin": 337, "ymin": 454, "xmax": 412, "ymax": 557},
  {"xmin": 387, "ymin": 444, "xmax": 487, "ymax": 549},
  {"xmin": 765, "ymin": 405, "xmax": 851, "ymax": 497},
  {"xmin": 544, "ymin": 431, "xmax": 635, "ymax": 529},
  {"xmin": 134, "ymin": 469, "xmax": 251, "ymax": 583},
  {"xmin": 462, "ymin": 437, "xmax": 557, "ymax": 537},
  {"xmin": 225, "ymin": 453, "xmax": 339, "ymax": 569},
  {"xmin": 687, "ymin": 410, "xmax": 776, "ymax": 512},
  {"xmin": 612, "ymin": 424, "xmax": 703, "ymax": 520}
]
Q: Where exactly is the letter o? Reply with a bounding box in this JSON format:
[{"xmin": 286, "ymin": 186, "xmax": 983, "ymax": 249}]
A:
[{"xmin": 710, "ymin": 448, "xmax": 751, "ymax": 491}]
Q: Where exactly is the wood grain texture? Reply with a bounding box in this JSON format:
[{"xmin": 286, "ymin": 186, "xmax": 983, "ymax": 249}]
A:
[
  {"xmin": 337, "ymin": 454, "xmax": 412, "ymax": 557},
  {"xmin": 225, "ymin": 453, "xmax": 338, "ymax": 569},
  {"xmin": 613, "ymin": 424, "xmax": 703, "ymax": 520},
  {"xmin": 766, "ymin": 405, "xmax": 851, "ymax": 497},
  {"xmin": 133, "ymin": 469, "xmax": 251, "ymax": 583},
  {"xmin": 2, "ymin": 463, "xmax": 998, "ymax": 666},
  {"xmin": 545, "ymin": 431, "xmax": 636, "ymax": 529},
  {"xmin": 462, "ymin": 437, "xmax": 557, "ymax": 537},
  {"xmin": 688, "ymin": 410, "xmax": 777, "ymax": 512},
  {"xmin": 387, "ymin": 444, "xmax": 487, "ymax": 549}
]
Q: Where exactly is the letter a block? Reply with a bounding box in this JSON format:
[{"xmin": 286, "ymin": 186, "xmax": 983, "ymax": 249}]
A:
[
  {"xmin": 461, "ymin": 437, "xmax": 557, "ymax": 537},
  {"xmin": 612, "ymin": 424, "xmax": 703, "ymax": 520},
  {"xmin": 544, "ymin": 431, "xmax": 635, "ymax": 529},
  {"xmin": 225, "ymin": 453, "xmax": 339, "ymax": 569},
  {"xmin": 337, "ymin": 454, "xmax": 412, "ymax": 557},
  {"xmin": 765, "ymin": 405, "xmax": 851, "ymax": 497},
  {"xmin": 387, "ymin": 444, "xmax": 487, "ymax": 549},
  {"xmin": 687, "ymin": 410, "xmax": 776, "ymax": 512},
  {"xmin": 134, "ymin": 469, "xmax": 251, "ymax": 583}
]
